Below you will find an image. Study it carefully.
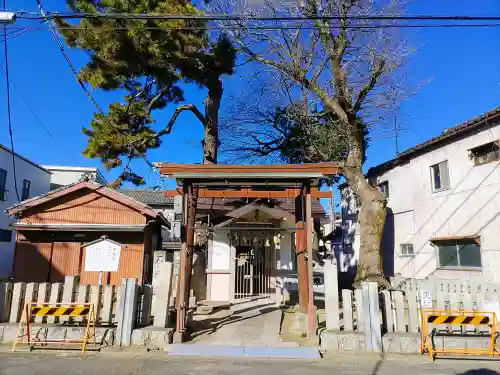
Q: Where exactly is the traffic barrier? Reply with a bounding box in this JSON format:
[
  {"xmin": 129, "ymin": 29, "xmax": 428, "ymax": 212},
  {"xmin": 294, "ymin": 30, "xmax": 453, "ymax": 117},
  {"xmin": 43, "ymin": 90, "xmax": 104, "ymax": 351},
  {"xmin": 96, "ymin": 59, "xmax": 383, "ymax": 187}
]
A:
[
  {"xmin": 420, "ymin": 309, "xmax": 497, "ymax": 361},
  {"xmin": 12, "ymin": 303, "xmax": 96, "ymax": 353}
]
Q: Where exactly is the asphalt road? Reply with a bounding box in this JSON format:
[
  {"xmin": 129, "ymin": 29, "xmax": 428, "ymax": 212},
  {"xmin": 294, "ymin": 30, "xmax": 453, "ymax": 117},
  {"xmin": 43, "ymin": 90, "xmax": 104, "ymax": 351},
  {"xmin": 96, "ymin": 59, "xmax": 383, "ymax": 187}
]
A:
[{"xmin": 0, "ymin": 351, "xmax": 500, "ymax": 375}]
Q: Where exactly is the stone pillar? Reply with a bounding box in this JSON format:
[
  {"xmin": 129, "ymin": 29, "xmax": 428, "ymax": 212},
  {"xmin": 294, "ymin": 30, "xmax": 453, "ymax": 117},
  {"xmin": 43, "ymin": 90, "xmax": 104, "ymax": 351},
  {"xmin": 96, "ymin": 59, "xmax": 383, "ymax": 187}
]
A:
[
  {"xmin": 9, "ymin": 283, "xmax": 26, "ymax": 324},
  {"xmin": 60, "ymin": 276, "xmax": 77, "ymax": 323},
  {"xmin": 35, "ymin": 283, "xmax": 50, "ymax": 323},
  {"xmin": 362, "ymin": 282, "xmax": 382, "ymax": 353},
  {"xmin": 1, "ymin": 282, "xmax": 13, "ymax": 322},
  {"xmin": 116, "ymin": 278, "xmax": 138, "ymax": 347},
  {"xmin": 0, "ymin": 282, "xmax": 7, "ymax": 322},
  {"xmin": 101, "ymin": 285, "xmax": 114, "ymax": 324},
  {"xmin": 47, "ymin": 283, "xmax": 63, "ymax": 324},
  {"xmin": 90, "ymin": 285, "xmax": 102, "ymax": 323},
  {"xmin": 324, "ymin": 257, "xmax": 340, "ymax": 331},
  {"xmin": 140, "ymin": 285, "xmax": 153, "ymax": 327},
  {"xmin": 192, "ymin": 250, "xmax": 206, "ymax": 303},
  {"xmin": 153, "ymin": 262, "xmax": 173, "ymax": 328}
]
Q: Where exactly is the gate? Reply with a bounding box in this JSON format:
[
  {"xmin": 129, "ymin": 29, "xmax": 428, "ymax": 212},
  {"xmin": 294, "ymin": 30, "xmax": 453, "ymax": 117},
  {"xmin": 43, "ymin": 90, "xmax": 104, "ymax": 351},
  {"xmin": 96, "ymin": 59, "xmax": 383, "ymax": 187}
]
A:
[{"xmin": 234, "ymin": 246, "xmax": 272, "ymax": 299}]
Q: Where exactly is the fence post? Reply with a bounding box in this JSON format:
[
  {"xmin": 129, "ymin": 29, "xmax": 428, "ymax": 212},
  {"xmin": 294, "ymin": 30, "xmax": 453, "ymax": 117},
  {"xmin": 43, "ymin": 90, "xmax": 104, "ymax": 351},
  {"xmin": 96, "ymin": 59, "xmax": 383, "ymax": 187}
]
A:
[
  {"xmin": 381, "ymin": 290, "xmax": 394, "ymax": 333},
  {"xmin": 47, "ymin": 283, "xmax": 63, "ymax": 324},
  {"xmin": 342, "ymin": 289, "xmax": 354, "ymax": 331},
  {"xmin": 362, "ymin": 282, "xmax": 382, "ymax": 353},
  {"xmin": 9, "ymin": 282, "xmax": 25, "ymax": 324},
  {"xmin": 101, "ymin": 286, "xmax": 114, "ymax": 324},
  {"xmin": 153, "ymin": 261, "xmax": 173, "ymax": 328},
  {"xmin": 140, "ymin": 285, "xmax": 153, "ymax": 327},
  {"xmin": 0, "ymin": 281, "xmax": 9, "ymax": 322},
  {"xmin": 60, "ymin": 277, "xmax": 77, "ymax": 323},
  {"xmin": 90, "ymin": 285, "xmax": 102, "ymax": 323},
  {"xmin": 324, "ymin": 257, "xmax": 340, "ymax": 330},
  {"xmin": 116, "ymin": 278, "xmax": 138, "ymax": 347},
  {"xmin": 393, "ymin": 291, "xmax": 406, "ymax": 333},
  {"xmin": 35, "ymin": 283, "xmax": 50, "ymax": 323},
  {"xmin": 1, "ymin": 282, "xmax": 13, "ymax": 322},
  {"xmin": 354, "ymin": 289, "xmax": 364, "ymax": 330}
]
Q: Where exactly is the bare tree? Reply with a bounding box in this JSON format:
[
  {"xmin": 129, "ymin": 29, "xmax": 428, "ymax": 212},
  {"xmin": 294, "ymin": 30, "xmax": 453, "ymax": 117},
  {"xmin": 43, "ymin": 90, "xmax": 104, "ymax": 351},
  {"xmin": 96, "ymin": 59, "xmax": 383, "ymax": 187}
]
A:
[{"xmin": 215, "ymin": 0, "xmax": 412, "ymax": 285}]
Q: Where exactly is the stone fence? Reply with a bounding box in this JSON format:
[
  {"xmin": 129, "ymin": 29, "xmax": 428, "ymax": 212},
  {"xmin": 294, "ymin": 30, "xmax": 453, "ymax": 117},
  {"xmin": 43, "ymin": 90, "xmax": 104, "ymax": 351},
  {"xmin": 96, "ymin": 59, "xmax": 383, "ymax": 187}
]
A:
[
  {"xmin": 320, "ymin": 259, "xmax": 500, "ymax": 354},
  {"xmin": 0, "ymin": 277, "xmax": 169, "ymax": 348}
]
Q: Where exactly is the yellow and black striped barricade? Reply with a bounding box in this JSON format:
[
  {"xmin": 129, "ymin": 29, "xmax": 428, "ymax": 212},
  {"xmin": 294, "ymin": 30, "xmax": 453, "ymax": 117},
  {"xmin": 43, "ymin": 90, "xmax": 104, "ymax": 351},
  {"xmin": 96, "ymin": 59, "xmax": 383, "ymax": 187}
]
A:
[
  {"xmin": 420, "ymin": 309, "xmax": 497, "ymax": 361},
  {"xmin": 12, "ymin": 303, "xmax": 96, "ymax": 353}
]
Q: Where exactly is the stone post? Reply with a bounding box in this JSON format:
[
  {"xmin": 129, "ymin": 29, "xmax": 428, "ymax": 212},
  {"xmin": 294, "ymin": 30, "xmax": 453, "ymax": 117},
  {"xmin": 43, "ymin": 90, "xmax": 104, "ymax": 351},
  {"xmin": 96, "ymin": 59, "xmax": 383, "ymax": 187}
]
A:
[
  {"xmin": 35, "ymin": 283, "xmax": 50, "ymax": 323},
  {"xmin": 1, "ymin": 282, "xmax": 13, "ymax": 322},
  {"xmin": 9, "ymin": 283, "xmax": 26, "ymax": 324},
  {"xmin": 0, "ymin": 282, "xmax": 14, "ymax": 322},
  {"xmin": 116, "ymin": 278, "xmax": 138, "ymax": 347},
  {"xmin": 362, "ymin": 282, "xmax": 382, "ymax": 353},
  {"xmin": 60, "ymin": 276, "xmax": 77, "ymax": 323},
  {"xmin": 90, "ymin": 285, "xmax": 102, "ymax": 323},
  {"xmin": 140, "ymin": 285, "xmax": 153, "ymax": 327},
  {"xmin": 324, "ymin": 257, "xmax": 340, "ymax": 330},
  {"xmin": 47, "ymin": 283, "xmax": 63, "ymax": 324},
  {"xmin": 153, "ymin": 262, "xmax": 173, "ymax": 328}
]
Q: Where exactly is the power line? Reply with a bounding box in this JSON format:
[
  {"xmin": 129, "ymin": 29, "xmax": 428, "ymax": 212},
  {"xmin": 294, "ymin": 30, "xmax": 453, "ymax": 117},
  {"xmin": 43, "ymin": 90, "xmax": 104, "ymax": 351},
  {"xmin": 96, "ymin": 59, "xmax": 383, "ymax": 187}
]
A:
[
  {"xmin": 0, "ymin": 62, "xmax": 81, "ymax": 165},
  {"xmin": 36, "ymin": 0, "xmax": 157, "ymax": 172},
  {"xmin": 5, "ymin": 22, "xmax": 500, "ymax": 33},
  {"xmin": 3, "ymin": 20, "xmax": 46, "ymax": 40},
  {"xmin": 3, "ymin": 0, "xmax": 20, "ymax": 202},
  {"xmin": 15, "ymin": 11, "xmax": 500, "ymax": 22}
]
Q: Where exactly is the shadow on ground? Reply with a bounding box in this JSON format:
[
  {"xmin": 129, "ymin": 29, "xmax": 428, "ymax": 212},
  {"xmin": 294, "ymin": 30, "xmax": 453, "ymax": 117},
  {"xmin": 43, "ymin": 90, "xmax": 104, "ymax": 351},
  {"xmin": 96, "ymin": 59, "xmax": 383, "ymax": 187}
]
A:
[{"xmin": 186, "ymin": 299, "xmax": 279, "ymax": 341}]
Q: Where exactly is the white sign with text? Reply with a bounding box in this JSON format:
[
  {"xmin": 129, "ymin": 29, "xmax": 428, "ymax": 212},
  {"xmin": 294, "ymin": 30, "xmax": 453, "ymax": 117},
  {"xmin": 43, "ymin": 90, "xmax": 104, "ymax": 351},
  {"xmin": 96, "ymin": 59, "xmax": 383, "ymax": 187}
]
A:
[
  {"xmin": 420, "ymin": 290, "xmax": 433, "ymax": 308},
  {"xmin": 84, "ymin": 239, "xmax": 121, "ymax": 272}
]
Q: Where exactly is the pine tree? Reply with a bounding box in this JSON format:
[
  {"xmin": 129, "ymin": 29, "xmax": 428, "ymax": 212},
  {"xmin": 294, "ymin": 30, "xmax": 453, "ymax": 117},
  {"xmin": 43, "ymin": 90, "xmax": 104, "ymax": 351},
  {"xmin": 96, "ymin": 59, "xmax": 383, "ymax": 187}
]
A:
[{"xmin": 57, "ymin": 0, "xmax": 236, "ymax": 186}]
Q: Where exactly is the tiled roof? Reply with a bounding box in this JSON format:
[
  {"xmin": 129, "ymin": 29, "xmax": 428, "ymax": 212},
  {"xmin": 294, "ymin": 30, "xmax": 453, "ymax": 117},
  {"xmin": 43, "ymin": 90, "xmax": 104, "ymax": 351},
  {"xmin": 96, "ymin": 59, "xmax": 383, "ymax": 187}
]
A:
[
  {"xmin": 118, "ymin": 189, "xmax": 174, "ymax": 206},
  {"xmin": 7, "ymin": 182, "xmax": 164, "ymax": 221},
  {"xmin": 367, "ymin": 106, "xmax": 500, "ymax": 177}
]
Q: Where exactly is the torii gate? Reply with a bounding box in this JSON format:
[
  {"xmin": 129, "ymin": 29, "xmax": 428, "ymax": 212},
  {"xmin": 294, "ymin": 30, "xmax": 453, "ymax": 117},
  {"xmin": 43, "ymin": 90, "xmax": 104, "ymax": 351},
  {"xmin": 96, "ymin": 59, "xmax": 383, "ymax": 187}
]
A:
[{"xmin": 157, "ymin": 162, "xmax": 340, "ymax": 342}]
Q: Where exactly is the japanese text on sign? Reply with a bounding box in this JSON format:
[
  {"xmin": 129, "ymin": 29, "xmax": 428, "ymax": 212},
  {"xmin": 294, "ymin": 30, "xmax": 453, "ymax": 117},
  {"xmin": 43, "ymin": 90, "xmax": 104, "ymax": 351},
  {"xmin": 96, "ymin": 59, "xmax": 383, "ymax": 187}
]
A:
[{"xmin": 84, "ymin": 239, "xmax": 121, "ymax": 272}]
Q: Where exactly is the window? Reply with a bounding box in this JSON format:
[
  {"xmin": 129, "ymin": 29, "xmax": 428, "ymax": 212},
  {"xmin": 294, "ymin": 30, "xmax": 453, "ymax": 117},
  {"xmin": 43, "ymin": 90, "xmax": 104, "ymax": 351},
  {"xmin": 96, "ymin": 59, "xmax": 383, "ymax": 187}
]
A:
[
  {"xmin": 378, "ymin": 181, "xmax": 389, "ymax": 197},
  {"xmin": 21, "ymin": 179, "xmax": 31, "ymax": 201},
  {"xmin": 436, "ymin": 239, "xmax": 481, "ymax": 268},
  {"xmin": 0, "ymin": 168, "xmax": 6, "ymax": 201},
  {"xmin": 470, "ymin": 142, "xmax": 500, "ymax": 166},
  {"xmin": 430, "ymin": 161, "xmax": 450, "ymax": 191},
  {"xmin": 0, "ymin": 229, "xmax": 12, "ymax": 242},
  {"xmin": 400, "ymin": 243, "xmax": 414, "ymax": 256}
]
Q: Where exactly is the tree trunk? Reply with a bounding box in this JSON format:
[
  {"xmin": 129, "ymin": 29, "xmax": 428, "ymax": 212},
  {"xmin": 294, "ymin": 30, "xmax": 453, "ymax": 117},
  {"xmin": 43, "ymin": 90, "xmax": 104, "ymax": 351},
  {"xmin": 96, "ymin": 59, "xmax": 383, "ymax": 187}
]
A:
[
  {"xmin": 184, "ymin": 79, "xmax": 223, "ymax": 309},
  {"xmin": 203, "ymin": 79, "xmax": 222, "ymax": 165},
  {"xmin": 343, "ymin": 143, "xmax": 389, "ymax": 288}
]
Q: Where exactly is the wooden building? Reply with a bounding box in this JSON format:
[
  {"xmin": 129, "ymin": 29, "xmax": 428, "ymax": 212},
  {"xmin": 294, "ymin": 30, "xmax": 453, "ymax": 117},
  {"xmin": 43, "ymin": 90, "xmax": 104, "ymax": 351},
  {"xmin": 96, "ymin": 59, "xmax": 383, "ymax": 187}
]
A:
[{"xmin": 7, "ymin": 182, "xmax": 168, "ymax": 285}]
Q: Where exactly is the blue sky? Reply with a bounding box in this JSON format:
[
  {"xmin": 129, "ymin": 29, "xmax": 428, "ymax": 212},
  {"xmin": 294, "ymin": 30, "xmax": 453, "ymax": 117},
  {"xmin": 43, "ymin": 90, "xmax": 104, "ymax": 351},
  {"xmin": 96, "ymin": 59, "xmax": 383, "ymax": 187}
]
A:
[{"xmin": 3, "ymin": 0, "xmax": 500, "ymax": 196}]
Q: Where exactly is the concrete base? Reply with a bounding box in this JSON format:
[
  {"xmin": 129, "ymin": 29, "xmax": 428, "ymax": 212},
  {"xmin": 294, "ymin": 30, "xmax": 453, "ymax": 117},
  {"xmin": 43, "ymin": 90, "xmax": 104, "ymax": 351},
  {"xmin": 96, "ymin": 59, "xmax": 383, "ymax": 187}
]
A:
[
  {"xmin": 172, "ymin": 331, "xmax": 185, "ymax": 344},
  {"xmin": 130, "ymin": 327, "xmax": 174, "ymax": 350},
  {"xmin": 289, "ymin": 312, "xmax": 308, "ymax": 334},
  {"xmin": 0, "ymin": 324, "xmax": 115, "ymax": 347},
  {"xmin": 382, "ymin": 333, "xmax": 420, "ymax": 354},
  {"xmin": 319, "ymin": 330, "xmax": 366, "ymax": 352},
  {"xmin": 166, "ymin": 343, "xmax": 321, "ymax": 359},
  {"xmin": 322, "ymin": 330, "xmax": 498, "ymax": 355}
]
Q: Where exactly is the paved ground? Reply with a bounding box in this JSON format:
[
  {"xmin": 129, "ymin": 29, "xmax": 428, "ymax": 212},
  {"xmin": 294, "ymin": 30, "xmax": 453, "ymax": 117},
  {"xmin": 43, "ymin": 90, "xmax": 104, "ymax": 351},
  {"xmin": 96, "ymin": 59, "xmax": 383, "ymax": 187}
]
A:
[
  {"xmin": 189, "ymin": 298, "xmax": 284, "ymax": 345},
  {"xmin": 2, "ymin": 351, "xmax": 500, "ymax": 375}
]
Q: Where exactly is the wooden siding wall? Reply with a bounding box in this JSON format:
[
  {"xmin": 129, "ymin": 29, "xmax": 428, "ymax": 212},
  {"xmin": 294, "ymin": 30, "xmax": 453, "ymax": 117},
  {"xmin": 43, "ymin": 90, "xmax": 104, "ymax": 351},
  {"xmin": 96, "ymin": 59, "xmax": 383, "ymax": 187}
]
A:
[
  {"xmin": 11, "ymin": 188, "xmax": 159, "ymax": 285},
  {"xmin": 13, "ymin": 241, "xmax": 145, "ymax": 285},
  {"xmin": 19, "ymin": 190, "xmax": 147, "ymax": 225}
]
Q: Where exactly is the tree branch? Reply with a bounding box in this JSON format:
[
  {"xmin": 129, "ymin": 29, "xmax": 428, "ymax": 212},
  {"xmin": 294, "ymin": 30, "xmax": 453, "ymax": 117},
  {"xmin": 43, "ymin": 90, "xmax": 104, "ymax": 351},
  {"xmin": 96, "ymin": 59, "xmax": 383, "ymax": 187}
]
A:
[
  {"xmin": 147, "ymin": 86, "xmax": 169, "ymax": 115},
  {"xmin": 157, "ymin": 104, "xmax": 206, "ymax": 137},
  {"xmin": 353, "ymin": 58, "xmax": 386, "ymax": 113}
]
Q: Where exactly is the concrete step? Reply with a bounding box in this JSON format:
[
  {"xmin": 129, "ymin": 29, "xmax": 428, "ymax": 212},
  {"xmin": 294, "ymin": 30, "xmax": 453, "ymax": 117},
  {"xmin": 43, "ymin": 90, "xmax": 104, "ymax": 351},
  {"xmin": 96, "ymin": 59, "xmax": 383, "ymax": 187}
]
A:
[{"xmin": 165, "ymin": 344, "xmax": 321, "ymax": 359}]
